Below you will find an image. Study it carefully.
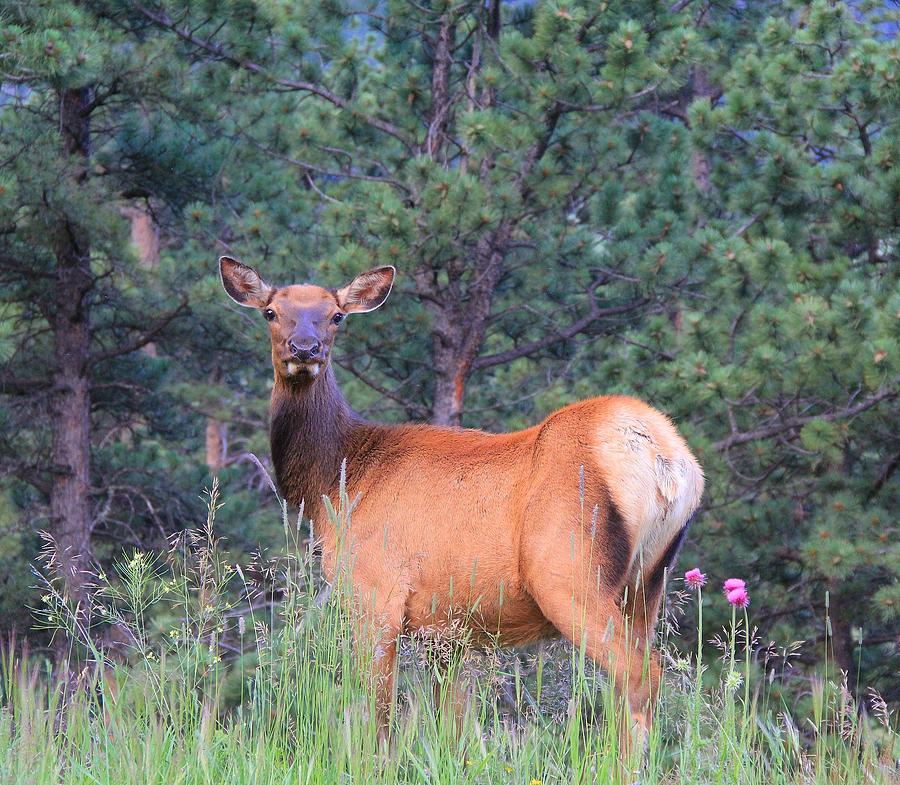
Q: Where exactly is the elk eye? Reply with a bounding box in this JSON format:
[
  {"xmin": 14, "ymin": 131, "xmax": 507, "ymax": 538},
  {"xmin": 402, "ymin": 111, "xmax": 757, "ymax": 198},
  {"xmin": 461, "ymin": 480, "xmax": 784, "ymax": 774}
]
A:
[
  {"xmin": 263, "ymin": 308, "xmax": 276, "ymax": 321},
  {"xmin": 331, "ymin": 312, "xmax": 345, "ymax": 325}
]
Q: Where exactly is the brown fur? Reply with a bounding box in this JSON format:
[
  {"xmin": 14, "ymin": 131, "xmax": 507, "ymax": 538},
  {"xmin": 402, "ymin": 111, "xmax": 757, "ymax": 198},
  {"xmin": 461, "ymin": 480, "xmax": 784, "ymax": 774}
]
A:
[{"xmin": 220, "ymin": 258, "xmax": 705, "ymax": 740}]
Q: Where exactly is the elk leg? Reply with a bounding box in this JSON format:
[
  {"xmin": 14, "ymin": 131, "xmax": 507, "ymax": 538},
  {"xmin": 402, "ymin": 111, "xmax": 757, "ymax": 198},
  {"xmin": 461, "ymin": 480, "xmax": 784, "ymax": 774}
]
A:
[
  {"xmin": 622, "ymin": 564, "xmax": 671, "ymax": 690},
  {"xmin": 352, "ymin": 580, "xmax": 407, "ymax": 744},
  {"xmin": 427, "ymin": 641, "xmax": 469, "ymax": 738},
  {"xmin": 624, "ymin": 523, "xmax": 690, "ymax": 647},
  {"xmin": 373, "ymin": 633, "xmax": 399, "ymax": 737},
  {"xmin": 623, "ymin": 578, "xmax": 665, "ymax": 649},
  {"xmin": 621, "ymin": 586, "xmax": 664, "ymax": 739},
  {"xmin": 618, "ymin": 559, "xmax": 670, "ymax": 713},
  {"xmin": 617, "ymin": 526, "xmax": 690, "ymax": 736},
  {"xmin": 523, "ymin": 535, "xmax": 658, "ymax": 755},
  {"xmin": 534, "ymin": 584, "xmax": 657, "ymax": 735}
]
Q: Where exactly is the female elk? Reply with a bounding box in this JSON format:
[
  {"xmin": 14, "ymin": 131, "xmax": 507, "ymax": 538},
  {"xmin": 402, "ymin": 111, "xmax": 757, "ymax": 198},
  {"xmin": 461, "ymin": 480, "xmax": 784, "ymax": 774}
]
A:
[{"xmin": 220, "ymin": 257, "xmax": 703, "ymax": 741}]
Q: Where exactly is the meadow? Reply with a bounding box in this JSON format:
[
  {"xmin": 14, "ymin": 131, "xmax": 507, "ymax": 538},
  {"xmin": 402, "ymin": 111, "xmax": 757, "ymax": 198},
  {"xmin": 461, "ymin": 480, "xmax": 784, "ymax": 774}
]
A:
[{"xmin": 1, "ymin": 482, "xmax": 895, "ymax": 785}]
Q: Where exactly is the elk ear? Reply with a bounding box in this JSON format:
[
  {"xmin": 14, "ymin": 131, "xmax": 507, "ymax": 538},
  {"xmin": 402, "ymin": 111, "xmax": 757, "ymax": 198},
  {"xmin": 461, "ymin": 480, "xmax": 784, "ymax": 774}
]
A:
[
  {"xmin": 336, "ymin": 265, "xmax": 396, "ymax": 313},
  {"xmin": 219, "ymin": 256, "xmax": 273, "ymax": 308}
]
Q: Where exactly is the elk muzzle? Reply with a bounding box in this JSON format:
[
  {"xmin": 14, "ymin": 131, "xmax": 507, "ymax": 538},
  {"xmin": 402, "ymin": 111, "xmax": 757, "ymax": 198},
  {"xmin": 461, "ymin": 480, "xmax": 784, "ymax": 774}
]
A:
[
  {"xmin": 290, "ymin": 339, "xmax": 322, "ymax": 362},
  {"xmin": 283, "ymin": 336, "xmax": 325, "ymax": 379}
]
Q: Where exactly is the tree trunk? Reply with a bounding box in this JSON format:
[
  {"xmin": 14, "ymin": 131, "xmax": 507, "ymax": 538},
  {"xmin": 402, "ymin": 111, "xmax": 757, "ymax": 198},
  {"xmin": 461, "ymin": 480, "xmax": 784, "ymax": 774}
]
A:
[
  {"xmin": 204, "ymin": 368, "xmax": 226, "ymax": 471},
  {"xmin": 50, "ymin": 87, "xmax": 95, "ymax": 612},
  {"xmin": 425, "ymin": 227, "xmax": 510, "ymax": 427},
  {"xmin": 205, "ymin": 417, "xmax": 226, "ymax": 472},
  {"xmin": 827, "ymin": 583, "xmax": 860, "ymax": 696},
  {"xmin": 688, "ymin": 5, "xmax": 715, "ymax": 194},
  {"xmin": 123, "ymin": 203, "xmax": 160, "ymax": 356},
  {"xmin": 127, "ymin": 204, "xmax": 160, "ymax": 267},
  {"xmin": 430, "ymin": 341, "xmax": 469, "ymax": 427},
  {"xmin": 690, "ymin": 66, "xmax": 713, "ymax": 194}
]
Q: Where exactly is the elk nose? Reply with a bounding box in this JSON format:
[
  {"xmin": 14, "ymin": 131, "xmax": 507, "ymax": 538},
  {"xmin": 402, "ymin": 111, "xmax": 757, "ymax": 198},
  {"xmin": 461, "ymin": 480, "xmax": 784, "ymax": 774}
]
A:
[{"xmin": 289, "ymin": 340, "xmax": 321, "ymax": 362}]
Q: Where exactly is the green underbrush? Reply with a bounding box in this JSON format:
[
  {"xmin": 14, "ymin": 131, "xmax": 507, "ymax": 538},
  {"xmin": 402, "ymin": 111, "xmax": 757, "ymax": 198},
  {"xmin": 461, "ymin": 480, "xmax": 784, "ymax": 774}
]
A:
[{"xmin": 1, "ymin": 482, "xmax": 895, "ymax": 785}]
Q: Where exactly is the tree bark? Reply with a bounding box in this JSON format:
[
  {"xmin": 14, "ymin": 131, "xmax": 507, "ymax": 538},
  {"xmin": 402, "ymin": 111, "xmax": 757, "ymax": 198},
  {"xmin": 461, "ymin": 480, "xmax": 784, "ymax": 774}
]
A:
[
  {"xmin": 424, "ymin": 12, "xmax": 456, "ymax": 162},
  {"xmin": 123, "ymin": 203, "xmax": 160, "ymax": 355},
  {"xmin": 426, "ymin": 227, "xmax": 508, "ymax": 427},
  {"xmin": 690, "ymin": 66, "xmax": 714, "ymax": 194},
  {"xmin": 827, "ymin": 584, "xmax": 860, "ymax": 696},
  {"xmin": 125, "ymin": 204, "xmax": 160, "ymax": 267},
  {"xmin": 204, "ymin": 366, "xmax": 226, "ymax": 472},
  {"xmin": 51, "ymin": 87, "xmax": 95, "ymax": 611},
  {"xmin": 205, "ymin": 418, "xmax": 226, "ymax": 471},
  {"xmin": 688, "ymin": 5, "xmax": 716, "ymax": 194},
  {"xmin": 430, "ymin": 339, "xmax": 469, "ymax": 427}
]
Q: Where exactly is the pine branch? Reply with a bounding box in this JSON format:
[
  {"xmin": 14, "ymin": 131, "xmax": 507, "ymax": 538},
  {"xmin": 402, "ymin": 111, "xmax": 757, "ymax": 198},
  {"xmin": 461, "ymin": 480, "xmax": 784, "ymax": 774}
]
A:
[
  {"xmin": 866, "ymin": 450, "xmax": 899, "ymax": 502},
  {"xmin": 518, "ymin": 102, "xmax": 564, "ymax": 192},
  {"xmin": 472, "ymin": 296, "xmax": 651, "ymax": 372},
  {"xmin": 0, "ymin": 458, "xmax": 53, "ymax": 496},
  {"xmin": 333, "ymin": 358, "xmax": 430, "ymax": 420},
  {"xmin": 714, "ymin": 386, "xmax": 897, "ymax": 452},
  {"xmin": 89, "ymin": 298, "xmax": 188, "ymax": 364},
  {"xmin": 0, "ymin": 375, "xmax": 52, "ymax": 395},
  {"xmin": 132, "ymin": 3, "xmax": 415, "ymax": 150},
  {"xmin": 238, "ymin": 133, "xmax": 411, "ymax": 194},
  {"xmin": 0, "ymin": 252, "xmax": 55, "ymax": 280}
]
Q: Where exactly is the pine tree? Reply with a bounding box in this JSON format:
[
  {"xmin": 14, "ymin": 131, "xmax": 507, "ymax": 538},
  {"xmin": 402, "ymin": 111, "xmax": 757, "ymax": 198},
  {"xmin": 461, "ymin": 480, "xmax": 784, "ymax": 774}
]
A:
[
  {"xmin": 596, "ymin": 0, "xmax": 898, "ymax": 698},
  {"xmin": 136, "ymin": 0, "xmax": 717, "ymax": 426},
  {"xmin": 0, "ymin": 2, "xmax": 222, "ymax": 613}
]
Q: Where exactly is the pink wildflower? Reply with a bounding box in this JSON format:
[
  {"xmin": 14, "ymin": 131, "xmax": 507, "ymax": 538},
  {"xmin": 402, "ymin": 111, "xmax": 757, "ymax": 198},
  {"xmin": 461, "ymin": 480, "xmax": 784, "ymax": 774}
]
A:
[
  {"xmin": 726, "ymin": 587, "xmax": 750, "ymax": 608},
  {"xmin": 723, "ymin": 578, "xmax": 746, "ymax": 593},
  {"xmin": 684, "ymin": 568, "xmax": 706, "ymax": 589}
]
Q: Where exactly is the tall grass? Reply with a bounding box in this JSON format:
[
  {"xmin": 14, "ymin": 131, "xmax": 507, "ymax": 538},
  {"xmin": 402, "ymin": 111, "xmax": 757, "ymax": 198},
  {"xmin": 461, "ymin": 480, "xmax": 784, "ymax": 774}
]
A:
[{"xmin": 0, "ymin": 481, "xmax": 895, "ymax": 785}]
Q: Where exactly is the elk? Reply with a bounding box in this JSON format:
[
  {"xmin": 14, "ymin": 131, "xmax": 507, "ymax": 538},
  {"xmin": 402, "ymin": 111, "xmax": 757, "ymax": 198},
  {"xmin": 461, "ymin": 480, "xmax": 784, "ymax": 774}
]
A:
[{"xmin": 220, "ymin": 257, "xmax": 704, "ymax": 743}]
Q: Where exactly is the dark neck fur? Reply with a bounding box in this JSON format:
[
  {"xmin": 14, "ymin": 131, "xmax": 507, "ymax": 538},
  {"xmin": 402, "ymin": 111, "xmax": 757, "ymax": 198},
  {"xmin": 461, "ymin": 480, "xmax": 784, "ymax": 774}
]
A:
[{"xmin": 269, "ymin": 365, "xmax": 361, "ymax": 518}]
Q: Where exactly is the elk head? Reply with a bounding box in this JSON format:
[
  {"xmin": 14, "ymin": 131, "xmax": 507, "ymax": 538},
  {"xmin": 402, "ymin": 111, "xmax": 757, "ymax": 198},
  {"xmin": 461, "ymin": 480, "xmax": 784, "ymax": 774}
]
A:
[{"xmin": 219, "ymin": 256, "xmax": 395, "ymax": 385}]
